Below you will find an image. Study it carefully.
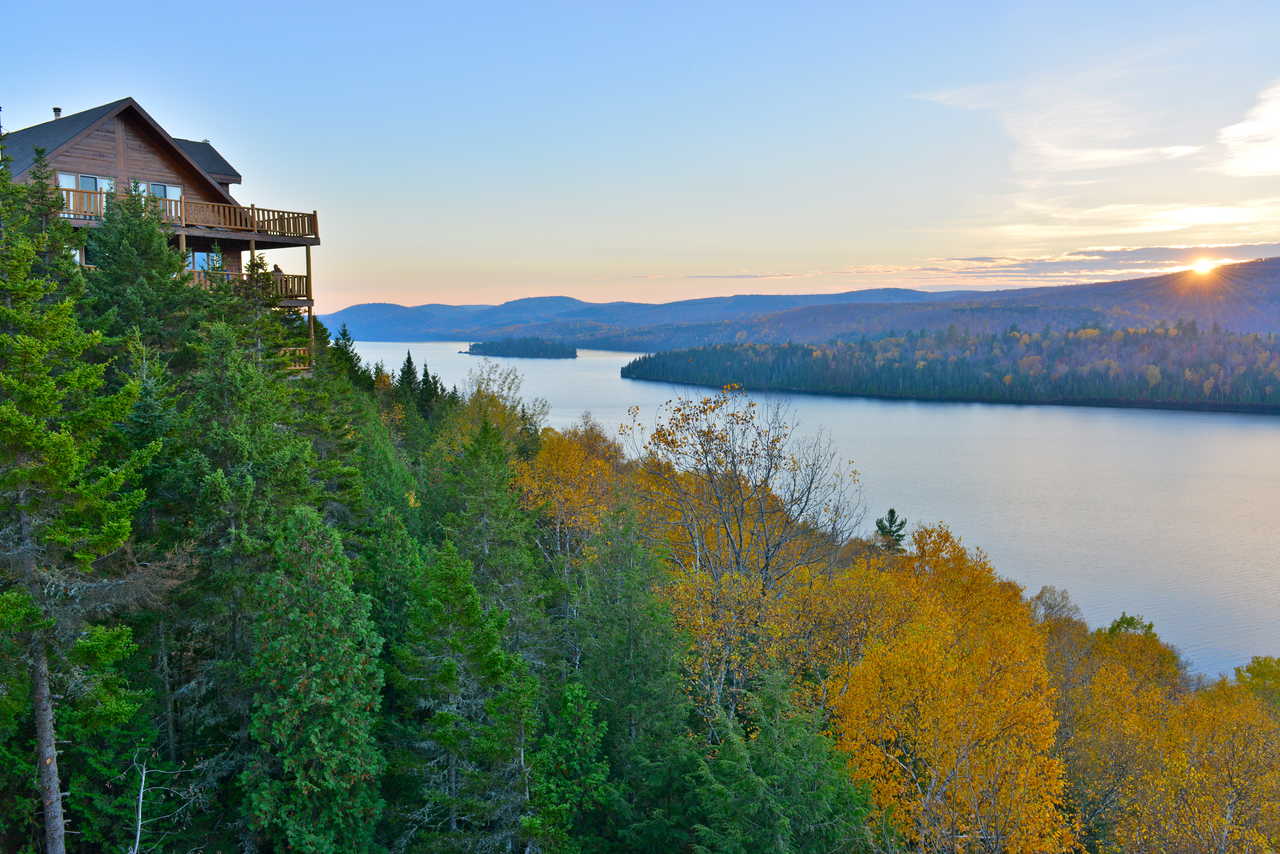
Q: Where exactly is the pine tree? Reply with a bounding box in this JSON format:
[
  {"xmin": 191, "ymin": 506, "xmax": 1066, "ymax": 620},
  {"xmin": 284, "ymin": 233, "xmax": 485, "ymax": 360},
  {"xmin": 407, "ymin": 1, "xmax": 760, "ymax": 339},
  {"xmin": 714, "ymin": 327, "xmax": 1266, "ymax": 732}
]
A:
[
  {"xmin": 0, "ymin": 140, "xmax": 152, "ymax": 854},
  {"xmin": 875, "ymin": 507, "xmax": 908, "ymax": 553},
  {"xmin": 242, "ymin": 507, "xmax": 384, "ymax": 852}
]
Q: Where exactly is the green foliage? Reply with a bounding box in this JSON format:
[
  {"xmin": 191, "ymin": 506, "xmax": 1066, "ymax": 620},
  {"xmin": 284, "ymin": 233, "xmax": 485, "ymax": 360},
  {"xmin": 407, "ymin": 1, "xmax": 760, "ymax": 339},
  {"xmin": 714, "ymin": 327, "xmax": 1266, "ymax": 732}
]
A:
[
  {"xmin": 80, "ymin": 187, "xmax": 197, "ymax": 352},
  {"xmin": 242, "ymin": 507, "xmax": 384, "ymax": 853},
  {"xmin": 382, "ymin": 539, "xmax": 535, "ymax": 853},
  {"xmin": 524, "ymin": 683, "xmax": 611, "ymax": 852},
  {"xmin": 440, "ymin": 419, "xmax": 548, "ymax": 659},
  {"xmin": 1107, "ymin": 612, "xmax": 1157, "ymax": 636},
  {"xmin": 691, "ymin": 678, "xmax": 871, "ymax": 854},
  {"xmin": 875, "ymin": 508, "xmax": 908, "ymax": 553},
  {"xmin": 1237, "ymin": 656, "xmax": 1280, "ymax": 709}
]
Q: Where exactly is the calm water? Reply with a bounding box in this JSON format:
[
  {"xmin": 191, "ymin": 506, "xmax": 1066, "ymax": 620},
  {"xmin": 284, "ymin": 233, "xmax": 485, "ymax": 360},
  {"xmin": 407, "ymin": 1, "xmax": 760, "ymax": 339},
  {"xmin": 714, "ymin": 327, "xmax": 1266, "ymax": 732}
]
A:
[{"xmin": 356, "ymin": 341, "xmax": 1280, "ymax": 676}]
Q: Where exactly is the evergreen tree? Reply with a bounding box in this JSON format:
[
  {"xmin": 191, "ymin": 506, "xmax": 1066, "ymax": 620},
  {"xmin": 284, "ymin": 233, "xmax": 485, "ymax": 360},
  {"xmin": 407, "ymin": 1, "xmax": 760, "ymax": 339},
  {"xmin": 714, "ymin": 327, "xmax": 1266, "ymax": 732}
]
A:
[
  {"xmin": 154, "ymin": 323, "xmax": 318, "ymax": 844},
  {"xmin": 418, "ymin": 360, "xmax": 445, "ymax": 419},
  {"xmin": 875, "ymin": 508, "xmax": 908, "ymax": 553},
  {"xmin": 440, "ymin": 420, "xmax": 548, "ymax": 661},
  {"xmin": 397, "ymin": 350, "xmax": 421, "ymax": 400},
  {"xmin": 242, "ymin": 507, "xmax": 384, "ymax": 852},
  {"xmin": 0, "ymin": 140, "xmax": 152, "ymax": 854},
  {"xmin": 524, "ymin": 682, "xmax": 611, "ymax": 853},
  {"xmin": 330, "ymin": 322, "xmax": 373, "ymax": 388},
  {"xmin": 573, "ymin": 515, "xmax": 715, "ymax": 851},
  {"xmin": 386, "ymin": 540, "xmax": 536, "ymax": 853},
  {"xmin": 79, "ymin": 186, "xmax": 196, "ymax": 353}
]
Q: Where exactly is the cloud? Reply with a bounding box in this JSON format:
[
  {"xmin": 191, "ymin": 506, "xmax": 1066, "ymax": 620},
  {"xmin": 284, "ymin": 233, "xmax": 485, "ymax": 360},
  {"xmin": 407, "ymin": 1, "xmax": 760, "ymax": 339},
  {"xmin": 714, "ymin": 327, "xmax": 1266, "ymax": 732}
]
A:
[
  {"xmin": 1218, "ymin": 81, "xmax": 1280, "ymax": 176},
  {"xmin": 922, "ymin": 62, "xmax": 1202, "ymax": 176},
  {"xmin": 664, "ymin": 242, "xmax": 1280, "ymax": 292}
]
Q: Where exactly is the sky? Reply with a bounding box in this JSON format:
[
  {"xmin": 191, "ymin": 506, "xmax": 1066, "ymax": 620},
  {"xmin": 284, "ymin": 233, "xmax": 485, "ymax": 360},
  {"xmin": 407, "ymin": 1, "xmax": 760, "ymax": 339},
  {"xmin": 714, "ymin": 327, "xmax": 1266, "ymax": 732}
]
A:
[{"xmin": 5, "ymin": 0, "xmax": 1280, "ymax": 312}]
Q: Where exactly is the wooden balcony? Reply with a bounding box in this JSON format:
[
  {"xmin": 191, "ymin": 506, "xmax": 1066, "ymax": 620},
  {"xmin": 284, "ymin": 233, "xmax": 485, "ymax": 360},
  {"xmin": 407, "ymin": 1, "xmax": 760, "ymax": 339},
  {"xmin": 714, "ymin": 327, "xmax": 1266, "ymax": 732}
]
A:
[
  {"xmin": 57, "ymin": 188, "xmax": 318, "ymax": 240},
  {"xmin": 190, "ymin": 269, "xmax": 313, "ymax": 303}
]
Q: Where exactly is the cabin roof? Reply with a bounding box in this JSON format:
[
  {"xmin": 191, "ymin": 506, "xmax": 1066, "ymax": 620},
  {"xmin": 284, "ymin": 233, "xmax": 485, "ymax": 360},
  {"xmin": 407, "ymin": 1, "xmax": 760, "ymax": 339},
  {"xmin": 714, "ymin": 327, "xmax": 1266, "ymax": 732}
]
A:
[
  {"xmin": 172, "ymin": 138, "xmax": 241, "ymax": 184},
  {"xmin": 1, "ymin": 97, "xmax": 240, "ymax": 202},
  {"xmin": 1, "ymin": 98, "xmax": 131, "ymax": 178}
]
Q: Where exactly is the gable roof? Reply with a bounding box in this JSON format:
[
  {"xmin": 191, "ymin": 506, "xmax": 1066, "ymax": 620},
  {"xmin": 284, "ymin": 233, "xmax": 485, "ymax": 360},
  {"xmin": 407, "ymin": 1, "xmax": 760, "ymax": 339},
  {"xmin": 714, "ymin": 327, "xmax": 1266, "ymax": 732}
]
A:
[
  {"xmin": 1, "ymin": 98, "xmax": 239, "ymax": 203},
  {"xmin": 173, "ymin": 138, "xmax": 241, "ymax": 184},
  {"xmin": 1, "ymin": 98, "xmax": 131, "ymax": 178}
]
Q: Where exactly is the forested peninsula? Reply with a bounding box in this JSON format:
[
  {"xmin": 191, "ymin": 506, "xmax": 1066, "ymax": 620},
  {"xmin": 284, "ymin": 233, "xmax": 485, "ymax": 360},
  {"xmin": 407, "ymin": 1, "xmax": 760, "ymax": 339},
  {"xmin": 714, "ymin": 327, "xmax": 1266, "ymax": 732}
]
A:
[
  {"xmin": 3, "ymin": 153, "xmax": 1280, "ymax": 853},
  {"xmin": 621, "ymin": 325, "xmax": 1280, "ymax": 413},
  {"xmin": 467, "ymin": 337, "xmax": 578, "ymax": 358}
]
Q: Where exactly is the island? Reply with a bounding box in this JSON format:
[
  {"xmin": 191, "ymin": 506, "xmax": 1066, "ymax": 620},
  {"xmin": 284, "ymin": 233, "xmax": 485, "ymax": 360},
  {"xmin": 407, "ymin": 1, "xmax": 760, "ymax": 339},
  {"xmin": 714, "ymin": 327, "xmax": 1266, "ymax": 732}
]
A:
[{"xmin": 466, "ymin": 337, "xmax": 578, "ymax": 359}]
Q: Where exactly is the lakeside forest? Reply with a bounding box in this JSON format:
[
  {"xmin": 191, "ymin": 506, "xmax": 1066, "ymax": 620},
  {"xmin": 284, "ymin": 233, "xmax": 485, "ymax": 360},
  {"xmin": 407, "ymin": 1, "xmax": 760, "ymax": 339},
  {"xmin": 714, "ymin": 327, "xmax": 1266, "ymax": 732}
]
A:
[
  {"xmin": 620, "ymin": 325, "xmax": 1280, "ymax": 412},
  {"xmin": 3, "ymin": 152, "xmax": 1280, "ymax": 854}
]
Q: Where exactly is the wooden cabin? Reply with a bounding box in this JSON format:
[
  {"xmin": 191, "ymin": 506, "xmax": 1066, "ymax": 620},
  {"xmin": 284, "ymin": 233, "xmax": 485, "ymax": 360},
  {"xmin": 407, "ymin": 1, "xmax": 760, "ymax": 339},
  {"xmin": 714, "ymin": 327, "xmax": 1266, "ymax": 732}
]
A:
[{"xmin": 3, "ymin": 97, "xmax": 318, "ymax": 359}]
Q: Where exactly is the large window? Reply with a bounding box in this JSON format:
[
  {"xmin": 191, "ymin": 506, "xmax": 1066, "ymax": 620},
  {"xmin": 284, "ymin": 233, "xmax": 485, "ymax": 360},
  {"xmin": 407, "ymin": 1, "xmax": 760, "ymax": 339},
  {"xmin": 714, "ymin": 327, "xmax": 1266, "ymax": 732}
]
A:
[
  {"xmin": 58, "ymin": 172, "xmax": 115, "ymax": 193},
  {"xmin": 139, "ymin": 181, "xmax": 183, "ymax": 200},
  {"xmin": 189, "ymin": 250, "xmax": 222, "ymax": 272}
]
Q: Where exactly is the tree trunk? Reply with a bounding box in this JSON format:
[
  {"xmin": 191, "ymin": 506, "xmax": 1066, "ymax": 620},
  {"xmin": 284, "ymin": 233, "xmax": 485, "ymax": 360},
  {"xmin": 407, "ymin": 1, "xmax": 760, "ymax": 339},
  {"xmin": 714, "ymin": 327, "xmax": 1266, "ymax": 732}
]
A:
[
  {"xmin": 30, "ymin": 632, "xmax": 67, "ymax": 854},
  {"xmin": 159, "ymin": 622, "xmax": 178, "ymax": 763}
]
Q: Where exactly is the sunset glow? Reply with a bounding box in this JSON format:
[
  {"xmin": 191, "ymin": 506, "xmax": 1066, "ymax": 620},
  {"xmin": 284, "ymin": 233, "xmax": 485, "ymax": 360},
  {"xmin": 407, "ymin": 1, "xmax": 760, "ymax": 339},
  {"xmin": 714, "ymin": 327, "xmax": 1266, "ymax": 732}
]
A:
[{"xmin": 1190, "ymin": 258, "xmax": 1221, "ymax": 275}]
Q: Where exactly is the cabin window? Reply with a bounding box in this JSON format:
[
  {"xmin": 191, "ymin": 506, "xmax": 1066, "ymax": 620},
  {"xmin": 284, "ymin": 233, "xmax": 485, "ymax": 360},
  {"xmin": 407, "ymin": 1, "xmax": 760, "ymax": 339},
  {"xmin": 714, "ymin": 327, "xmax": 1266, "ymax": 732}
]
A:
[
  {"xmin": 59, "ymin": 172, "xmax": 114, "ymax": 193},
  {"xmin": 189, "ymin": 250, "xmax": 221, "ymax": 272},
  {"xmin": 146, "ymin": 182, "xmax": 183, "ymax": 200}
]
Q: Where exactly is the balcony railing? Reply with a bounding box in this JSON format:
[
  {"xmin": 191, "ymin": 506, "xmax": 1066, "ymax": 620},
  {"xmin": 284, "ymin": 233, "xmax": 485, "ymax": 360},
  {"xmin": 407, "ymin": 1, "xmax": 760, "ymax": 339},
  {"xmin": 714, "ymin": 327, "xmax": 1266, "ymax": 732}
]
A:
[
  {"xmin": 190, "ymin": 269, "xmax": 312, "ymax": 301},
  {"xmin": 57, "ymin": 188, "xmax": 318, "ymax": 239}
]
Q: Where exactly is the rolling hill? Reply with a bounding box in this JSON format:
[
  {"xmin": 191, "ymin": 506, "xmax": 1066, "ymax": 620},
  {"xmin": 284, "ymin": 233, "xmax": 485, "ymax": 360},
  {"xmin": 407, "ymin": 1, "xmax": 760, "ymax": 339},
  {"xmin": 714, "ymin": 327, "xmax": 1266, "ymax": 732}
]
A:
[{"xmin": 320, "ymin": 258, "xmax": 1280, "ymax": 350}]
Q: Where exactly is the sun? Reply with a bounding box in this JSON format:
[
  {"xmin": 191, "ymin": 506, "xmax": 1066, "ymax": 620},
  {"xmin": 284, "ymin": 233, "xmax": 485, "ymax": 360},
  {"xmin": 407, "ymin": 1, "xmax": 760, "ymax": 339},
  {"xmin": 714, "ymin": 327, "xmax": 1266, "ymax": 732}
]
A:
[{"xmin": 1190, "ymin": 258, "xmax": 1220, "ymax": 275}]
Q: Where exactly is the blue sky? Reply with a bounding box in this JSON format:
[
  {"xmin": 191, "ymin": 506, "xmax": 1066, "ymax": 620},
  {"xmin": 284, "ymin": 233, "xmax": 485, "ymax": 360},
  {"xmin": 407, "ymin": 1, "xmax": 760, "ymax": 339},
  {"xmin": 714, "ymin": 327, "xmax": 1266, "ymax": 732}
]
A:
[{"xmin": 6, "ymin": 0, "xmax": 1280, "ymax": 310}]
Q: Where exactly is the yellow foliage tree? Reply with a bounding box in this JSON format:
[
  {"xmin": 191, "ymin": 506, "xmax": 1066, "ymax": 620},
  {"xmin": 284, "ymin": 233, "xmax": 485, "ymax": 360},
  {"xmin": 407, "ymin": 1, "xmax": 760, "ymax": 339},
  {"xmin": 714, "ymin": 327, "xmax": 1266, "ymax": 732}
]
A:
[
  {"xmin": 1115, "ymin": 681, "xmax": 1280, "ymax": 852},
  {"xmin": 830, "ymin": 527, "xmax": 1074, "ymax": 853}
]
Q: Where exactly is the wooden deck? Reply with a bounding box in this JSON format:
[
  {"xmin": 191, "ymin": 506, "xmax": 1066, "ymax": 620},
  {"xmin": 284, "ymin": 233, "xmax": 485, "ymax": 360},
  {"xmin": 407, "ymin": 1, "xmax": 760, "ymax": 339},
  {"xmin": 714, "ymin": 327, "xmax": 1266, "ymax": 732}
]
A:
[
  {"xmin": 58, "ymin": 188, "xmax": 318, "ymax": 240},
  {"xmin": 189, "ymin": 269, "xmax": 312, "ymax": 302}
]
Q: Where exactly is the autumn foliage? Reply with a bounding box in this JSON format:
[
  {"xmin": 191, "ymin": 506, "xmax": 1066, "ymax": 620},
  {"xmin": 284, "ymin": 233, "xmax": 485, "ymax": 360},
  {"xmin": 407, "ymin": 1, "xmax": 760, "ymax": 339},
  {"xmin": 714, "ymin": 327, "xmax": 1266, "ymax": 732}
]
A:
[{"xmin": 514, "ymin": 387, "xmax": 1280, "ymax": 853}]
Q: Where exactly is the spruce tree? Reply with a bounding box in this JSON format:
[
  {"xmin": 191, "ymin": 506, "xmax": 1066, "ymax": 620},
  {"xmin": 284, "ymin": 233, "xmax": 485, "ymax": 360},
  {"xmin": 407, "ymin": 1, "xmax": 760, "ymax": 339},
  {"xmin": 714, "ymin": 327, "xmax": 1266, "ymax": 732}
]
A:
[
  {"xmin": 0, "ymin": 140, "xmax": 152, "ymax": 854},
  {"xmin": 397, "ymin": 350, "xmax": 421, "ymax": 400},
  {"xmin": 242, "ymin": 507, "xmax": 384, "ymax": 852},
  {"xmin": 386, "ymin": 540, "xmax": 536, "ymax": 853},
  {"xmin": 79, "ymin": 186, "xmax": 195, "ymax": 353}
]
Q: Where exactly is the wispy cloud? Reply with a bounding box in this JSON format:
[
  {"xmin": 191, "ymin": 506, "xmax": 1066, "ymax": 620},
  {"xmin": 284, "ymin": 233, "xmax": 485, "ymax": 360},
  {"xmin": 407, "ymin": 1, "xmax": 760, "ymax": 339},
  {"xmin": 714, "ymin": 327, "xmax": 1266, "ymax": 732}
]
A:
[
  {"xmin": 660, "ymin": 242, "xmax": 1280, "ymax": 292},
  {"xmin": 922, "ymin": 64, "xmax": 1280, "ymax": 250},
  {"xmin": 921, "ymin": 60, "xmax": 1202, "ymax": 177},
  {"xmin": 1218, "ymin": 80, "xmax": 1280, "ymax": 176}
]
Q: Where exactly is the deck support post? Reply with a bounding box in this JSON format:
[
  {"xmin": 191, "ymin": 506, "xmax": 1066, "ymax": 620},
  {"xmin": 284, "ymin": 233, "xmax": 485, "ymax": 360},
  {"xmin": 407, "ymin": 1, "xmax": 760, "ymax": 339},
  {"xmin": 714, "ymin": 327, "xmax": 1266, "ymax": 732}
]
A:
[{"xmin": 305, "ymin": 244, "xmax": 315, "ymax": 356}]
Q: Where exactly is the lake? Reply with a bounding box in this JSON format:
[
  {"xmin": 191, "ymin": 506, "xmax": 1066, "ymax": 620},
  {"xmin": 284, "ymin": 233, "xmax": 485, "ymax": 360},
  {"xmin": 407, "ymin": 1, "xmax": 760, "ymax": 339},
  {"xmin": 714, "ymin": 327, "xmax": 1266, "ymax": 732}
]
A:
[{"xmin": 355, "ymin": 340, "xmax": 1280, "ymax": 676}]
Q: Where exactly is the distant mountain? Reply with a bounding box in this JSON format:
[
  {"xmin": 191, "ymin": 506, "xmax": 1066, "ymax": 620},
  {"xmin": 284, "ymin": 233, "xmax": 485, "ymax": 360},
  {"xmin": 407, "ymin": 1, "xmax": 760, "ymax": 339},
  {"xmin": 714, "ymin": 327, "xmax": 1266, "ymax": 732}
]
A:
[
  {"xmin": 321, "ymin": 288, "xmax": 971, "ymax": 343},
  {"xmin": 320, "ymin": 258, "xmax": 1280, "ymax": 350}
]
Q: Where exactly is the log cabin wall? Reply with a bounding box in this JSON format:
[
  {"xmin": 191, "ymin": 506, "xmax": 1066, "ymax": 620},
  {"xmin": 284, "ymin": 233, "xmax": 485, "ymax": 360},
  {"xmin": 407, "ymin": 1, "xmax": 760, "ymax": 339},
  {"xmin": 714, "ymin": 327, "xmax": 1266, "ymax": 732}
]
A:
[{"xmin": 48, "ymin": 112, "xmax": 225, "ymax": 204}]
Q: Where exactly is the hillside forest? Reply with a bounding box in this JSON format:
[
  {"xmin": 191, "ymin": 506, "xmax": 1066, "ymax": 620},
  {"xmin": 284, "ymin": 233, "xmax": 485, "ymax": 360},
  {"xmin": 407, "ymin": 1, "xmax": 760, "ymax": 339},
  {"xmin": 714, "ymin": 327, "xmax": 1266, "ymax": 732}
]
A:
[
  {"xmin": 3, "ymin": 149, "xmax": 1280, "ymax": 854},
  {"xmin": 620, "ymin": 325, "xmax": 1280, "ymax": 412}
]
